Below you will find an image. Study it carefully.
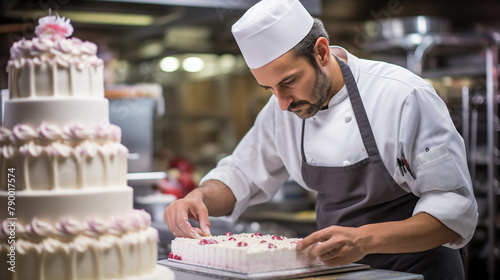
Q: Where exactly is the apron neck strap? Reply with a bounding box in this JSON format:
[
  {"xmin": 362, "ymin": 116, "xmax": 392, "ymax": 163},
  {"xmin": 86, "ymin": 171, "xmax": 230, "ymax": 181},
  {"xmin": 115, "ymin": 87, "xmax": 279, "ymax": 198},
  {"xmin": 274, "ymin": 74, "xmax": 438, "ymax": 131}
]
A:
[{"xmin": 300, "ymin": 55, "xmax": 380, "ymax": 159}]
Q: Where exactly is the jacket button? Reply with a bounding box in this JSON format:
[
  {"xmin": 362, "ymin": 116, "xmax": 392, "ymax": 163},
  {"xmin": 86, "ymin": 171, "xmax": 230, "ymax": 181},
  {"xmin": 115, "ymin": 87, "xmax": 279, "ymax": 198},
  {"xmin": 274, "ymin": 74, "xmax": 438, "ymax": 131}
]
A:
[{"xmin": 344, "ymin": 113, "xmax": 352, "ymax": 123}]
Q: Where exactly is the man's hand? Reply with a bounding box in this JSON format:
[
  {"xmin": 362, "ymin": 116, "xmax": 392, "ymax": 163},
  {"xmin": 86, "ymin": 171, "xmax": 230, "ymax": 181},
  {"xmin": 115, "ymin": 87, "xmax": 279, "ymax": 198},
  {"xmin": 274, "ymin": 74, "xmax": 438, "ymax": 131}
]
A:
[
  {"xmin": 296, "ymin": 213, "xmax": 461, "ymax": 267},
  {"xmin": 163, "ymin": 193, "xmax": 211, "ymax": 239},
  {"xmin": 164, "ymin": 179, "xmax": 236, "ymax": 239},
  {"xmin": 296, "ymin": 226, "xmax": 368, "ymax": 267}
]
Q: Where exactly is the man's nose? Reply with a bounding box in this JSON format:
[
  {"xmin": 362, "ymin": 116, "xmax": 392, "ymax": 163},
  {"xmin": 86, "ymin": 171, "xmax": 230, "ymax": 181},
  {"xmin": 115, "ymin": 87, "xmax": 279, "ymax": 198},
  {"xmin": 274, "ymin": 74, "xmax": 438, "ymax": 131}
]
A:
[{"xmin": 275, "ymin": 90, "xmax": 293, "ymax": 111}]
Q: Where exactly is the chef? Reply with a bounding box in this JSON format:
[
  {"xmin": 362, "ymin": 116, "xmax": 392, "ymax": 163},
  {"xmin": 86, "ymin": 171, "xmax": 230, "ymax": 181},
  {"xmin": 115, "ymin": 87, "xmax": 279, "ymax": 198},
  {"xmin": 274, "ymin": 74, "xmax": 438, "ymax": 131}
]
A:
[{"xmin": 164, "ymin": 0, "xmax": 478, "ymax": 279}]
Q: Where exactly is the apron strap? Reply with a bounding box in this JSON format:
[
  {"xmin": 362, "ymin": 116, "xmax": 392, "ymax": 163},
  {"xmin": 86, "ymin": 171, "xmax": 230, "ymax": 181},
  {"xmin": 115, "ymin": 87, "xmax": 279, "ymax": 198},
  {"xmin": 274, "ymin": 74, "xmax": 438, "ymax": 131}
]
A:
[
  {"xmin": 334, "ymin": 55, "xmax": 379, "ymax": 156},
  {"xmin": 301, "ymin": 55, "xmax": 380, "ymax": 158}
]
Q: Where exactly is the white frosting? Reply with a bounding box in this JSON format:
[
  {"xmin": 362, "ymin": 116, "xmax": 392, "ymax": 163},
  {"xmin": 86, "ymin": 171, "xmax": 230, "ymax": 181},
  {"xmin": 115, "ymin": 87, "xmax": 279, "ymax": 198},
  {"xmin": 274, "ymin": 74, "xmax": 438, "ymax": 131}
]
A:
[
  {"xmin": 3, "ymin": 99, "xmax": 109, "ymax": 129},
  {"xmin": 7, "ymin": 36, "xmax": 104, "ymax": 99},
  {"xmin": 0, "ymin": 188, "xmax": 134, "ymax": 225},
  {"xmin": 170, "ymin": 233, "xmax": 323, "ymax": 273},
  {"xmin": 0, "ymin": 122, "xmax": 127, "ymax": 191},
  {"xmin": 0, "ymin": 225, "xmax": 158, "ymax": 280}
]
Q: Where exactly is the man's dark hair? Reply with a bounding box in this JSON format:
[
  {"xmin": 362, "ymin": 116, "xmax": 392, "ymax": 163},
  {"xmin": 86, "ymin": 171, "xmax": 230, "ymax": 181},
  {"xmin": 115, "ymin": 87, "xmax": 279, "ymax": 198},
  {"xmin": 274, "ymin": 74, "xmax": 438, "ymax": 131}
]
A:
[{"xmin": 292, "ymin": 18, "xmax": 330, "ymax": 70}]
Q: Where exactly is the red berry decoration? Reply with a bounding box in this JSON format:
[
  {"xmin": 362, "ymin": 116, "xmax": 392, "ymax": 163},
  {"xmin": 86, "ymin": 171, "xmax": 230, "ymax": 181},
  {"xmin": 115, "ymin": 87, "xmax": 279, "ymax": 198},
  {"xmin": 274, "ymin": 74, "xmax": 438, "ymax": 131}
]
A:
[
  {"xmin": 168, "ymin": 252, "xmax": 174, "ymax": 259},
  {"xmin": 229, "ymin": 237, "xmax": 236, "ymax": 241},
  {"xmin": 199, "ymin": 239, "xmax": 218, "ymax": 245},
  {"xmin": 237, "ymin": 242, "xmax": 248, "ymax": 247},
  {"xmin": 224, "ymin": 232, "xmax": 233, "ymax": 236},
  {"xmin": 260, "ymin": 240, "xmax": 267, "ymax": 243},
  {"xmin": 271, "ymin": 235, "xmax": 283, "ymax": 240},
  {"xmin": 268, "ymin": 243, "xmax": 277, "ymax": 249},
  {"xmin": 251, "ymin": 233, "xmax": 263, "ymax": 237}
]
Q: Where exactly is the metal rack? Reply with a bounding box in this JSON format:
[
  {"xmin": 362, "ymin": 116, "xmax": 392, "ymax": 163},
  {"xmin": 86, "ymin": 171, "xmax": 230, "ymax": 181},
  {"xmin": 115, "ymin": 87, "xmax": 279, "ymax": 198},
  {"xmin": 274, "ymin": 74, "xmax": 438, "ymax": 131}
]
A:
[{"xmin": 365, "ymin": 31, "xmax": 500, "ymax": 280}]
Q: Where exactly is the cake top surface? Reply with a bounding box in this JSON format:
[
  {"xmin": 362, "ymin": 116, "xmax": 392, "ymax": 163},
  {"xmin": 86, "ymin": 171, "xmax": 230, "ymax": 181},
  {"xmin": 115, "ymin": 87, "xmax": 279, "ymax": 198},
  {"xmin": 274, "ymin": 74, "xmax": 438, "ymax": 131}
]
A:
[
  {"xmin": 7, "ymin": 15, "xmax": 103, "ymax": 71},
  {"xmin": 173, "ymin": 232, "xmax": 301, "ymax": 252}
]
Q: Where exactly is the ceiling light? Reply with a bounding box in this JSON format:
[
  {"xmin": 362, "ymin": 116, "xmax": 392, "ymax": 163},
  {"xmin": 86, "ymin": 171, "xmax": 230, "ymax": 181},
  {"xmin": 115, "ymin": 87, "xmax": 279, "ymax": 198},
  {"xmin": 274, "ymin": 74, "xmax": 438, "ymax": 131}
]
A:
[
  {"xmin": 4, "ymin": 10, "xmax": 154, "ymax": 26},
  {"xmin": 182, "ymin": 57, "xmax": 204, "ymax": 72},
  {"xmin": 159, "ymin": 56, "xmax": 180, "ymax": 72}
]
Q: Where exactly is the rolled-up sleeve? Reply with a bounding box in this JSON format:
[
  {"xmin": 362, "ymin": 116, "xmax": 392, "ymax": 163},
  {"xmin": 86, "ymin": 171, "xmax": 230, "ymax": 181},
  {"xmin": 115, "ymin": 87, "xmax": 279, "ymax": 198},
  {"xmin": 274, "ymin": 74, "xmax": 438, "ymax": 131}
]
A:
[
  {"xmin": 398, "ymin": 84, "xmax": 478, "ymax": 249},
  {"xmin": 200, "ymin": 97, "xmax": 290, "ymax": 221}
]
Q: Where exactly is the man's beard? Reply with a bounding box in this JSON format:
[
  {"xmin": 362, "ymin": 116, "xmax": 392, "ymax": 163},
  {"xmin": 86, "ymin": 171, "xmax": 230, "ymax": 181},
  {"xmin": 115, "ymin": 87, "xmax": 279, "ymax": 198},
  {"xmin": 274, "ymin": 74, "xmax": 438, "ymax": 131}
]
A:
[{"xmin": 288, "ymin": 64, "xmax": 332, "ymax": 119}]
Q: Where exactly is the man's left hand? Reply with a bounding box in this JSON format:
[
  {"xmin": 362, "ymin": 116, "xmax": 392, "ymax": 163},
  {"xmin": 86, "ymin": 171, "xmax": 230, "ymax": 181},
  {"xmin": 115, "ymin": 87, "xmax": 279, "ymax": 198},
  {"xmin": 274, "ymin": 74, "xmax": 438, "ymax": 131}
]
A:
[{"xmin": 296, "ymin": 225, "xmax": 368, "ymax": 267}]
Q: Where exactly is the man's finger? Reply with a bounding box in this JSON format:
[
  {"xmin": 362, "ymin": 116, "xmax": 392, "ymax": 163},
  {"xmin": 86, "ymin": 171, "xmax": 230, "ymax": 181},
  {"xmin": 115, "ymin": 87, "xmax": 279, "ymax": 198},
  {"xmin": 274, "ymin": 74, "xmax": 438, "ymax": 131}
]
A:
[
  {"xmin": 178, "ymin": 219, "xmax": 201, "ymax": 239},
  {"xmin": 296, "ymin": 230, "xmax": 326, "ymax": 251},
  {"xmin": 197, "ymin": 210, "xmax": 211, "ymax": 236}
]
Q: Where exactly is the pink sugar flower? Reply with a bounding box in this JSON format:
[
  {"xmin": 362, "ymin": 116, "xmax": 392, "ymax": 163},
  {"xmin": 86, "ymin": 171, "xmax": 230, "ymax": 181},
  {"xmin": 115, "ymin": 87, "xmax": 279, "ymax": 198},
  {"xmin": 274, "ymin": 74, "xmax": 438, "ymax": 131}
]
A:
[{"xmin": 35, "ymin": 15, "xmax": 74, "ymax": 40}]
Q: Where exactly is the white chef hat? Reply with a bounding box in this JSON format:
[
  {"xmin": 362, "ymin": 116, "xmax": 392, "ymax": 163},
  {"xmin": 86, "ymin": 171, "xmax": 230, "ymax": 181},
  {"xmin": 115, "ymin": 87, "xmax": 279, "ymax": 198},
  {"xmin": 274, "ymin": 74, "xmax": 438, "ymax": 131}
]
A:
[{"xmin": 232, "ymin": 0, "xmax": 314, "ymax": 69}]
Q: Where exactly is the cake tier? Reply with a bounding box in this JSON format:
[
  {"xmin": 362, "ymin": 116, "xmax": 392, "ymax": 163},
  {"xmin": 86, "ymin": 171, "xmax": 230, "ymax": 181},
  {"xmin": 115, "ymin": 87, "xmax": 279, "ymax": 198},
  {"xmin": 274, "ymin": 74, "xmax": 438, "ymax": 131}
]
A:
[
  {"xmin": 3, "ymin": 99, "xmax": 109, "ymax": 129},
  {"xmin": 170, "ymin": 233, "xmax": 322, "ymax": 273},
  {"xmin": 0, "ymin": 140, "xmax": 127, "ymax": 191},
  {"xmin": 0, "ymin": 212, "xmax": 158, "ymax": 280},
  {"xmin": 0, "ymin": 187, "xmax": 133, "ymax": 223},
  {"xmin": 7, "ymin": 36, "xmax": 104, "ymax": 99},
  {"xmin": 0, "ymin": 188, "xmax": 162, "ymax": 280},
  {"xmin": 0, "ymin": 105, "xmax": 127, "ymax": 191}
]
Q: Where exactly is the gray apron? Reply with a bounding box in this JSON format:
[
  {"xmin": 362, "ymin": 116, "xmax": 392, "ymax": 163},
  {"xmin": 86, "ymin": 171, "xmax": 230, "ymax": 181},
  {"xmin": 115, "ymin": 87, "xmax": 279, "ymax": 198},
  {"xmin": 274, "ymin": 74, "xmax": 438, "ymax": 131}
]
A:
[{"xmin": 300, "ymin": 55, "xmax": 464, "ymax": 280}]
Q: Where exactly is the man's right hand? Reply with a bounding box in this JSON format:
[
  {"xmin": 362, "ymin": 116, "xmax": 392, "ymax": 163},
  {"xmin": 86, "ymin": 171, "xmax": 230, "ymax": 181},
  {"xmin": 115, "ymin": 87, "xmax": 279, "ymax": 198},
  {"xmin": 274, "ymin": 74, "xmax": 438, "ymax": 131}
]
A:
[
  {"xmin": 164, "ymin": 179, "xmax": 236, "ymax": 239},
  {"xmin": 163, "ymin": 191, "xmax": 212, "ymax": 239}
]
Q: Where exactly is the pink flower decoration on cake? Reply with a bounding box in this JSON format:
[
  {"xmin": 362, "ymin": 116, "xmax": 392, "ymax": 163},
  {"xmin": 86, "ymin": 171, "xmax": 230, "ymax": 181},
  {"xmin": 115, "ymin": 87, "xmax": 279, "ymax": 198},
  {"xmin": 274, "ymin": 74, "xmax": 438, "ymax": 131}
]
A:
[
  {"xmin": 272, "ymin": 235, "xmax": 283, "ymax": 241},
  {"xmin": 199, "ymin": 239, "xmax": 218, "ymax": 245},
  {"xmin": 237, "ymin": 242, "xmax": 248, "ymax": 247},
  {"xmin": 35, "ymin": 15, "xmax": 74, "ymax": 40}
]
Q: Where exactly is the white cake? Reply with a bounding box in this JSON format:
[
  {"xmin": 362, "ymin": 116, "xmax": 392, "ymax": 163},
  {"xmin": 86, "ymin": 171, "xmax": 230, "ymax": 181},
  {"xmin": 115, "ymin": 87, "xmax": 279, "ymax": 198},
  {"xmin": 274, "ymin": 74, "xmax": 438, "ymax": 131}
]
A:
[
  {"xmin": 0, "ymin": 15, "xmax": 173, "ymax": 280},
  {"xmin": 170, "ymin": 232, "xmax": 323, "ymax": 273}
]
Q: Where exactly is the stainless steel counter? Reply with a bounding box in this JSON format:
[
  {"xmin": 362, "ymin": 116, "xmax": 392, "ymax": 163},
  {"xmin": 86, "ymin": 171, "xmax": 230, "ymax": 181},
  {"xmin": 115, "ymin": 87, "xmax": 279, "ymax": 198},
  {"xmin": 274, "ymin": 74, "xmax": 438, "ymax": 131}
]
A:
[
  {"xmin": 158, "ymin": 260, "xmax": 423, "ymax": 280},
  {"xmin": 165, "ymin": 266, "xmax": 423, "ymax": 280}
]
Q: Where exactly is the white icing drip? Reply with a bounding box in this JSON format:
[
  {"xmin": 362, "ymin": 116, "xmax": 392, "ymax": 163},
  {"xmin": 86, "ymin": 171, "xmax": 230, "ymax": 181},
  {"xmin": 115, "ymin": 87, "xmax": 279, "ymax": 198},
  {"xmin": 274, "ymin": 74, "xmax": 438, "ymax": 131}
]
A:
[
  {"xmin": 78, "ymin": 141, "xmax": 98, "ymax": 157},
  {"xmin": 1, "ymin": 145, "xmax": 16, "ymax": 159},
  {"xmin": 50, "ymin": 142, "xmax": 72, "ymax": 157},
  {"xmin": 20, "ymin": 141, "xmax": 44, "ymax": 157}
]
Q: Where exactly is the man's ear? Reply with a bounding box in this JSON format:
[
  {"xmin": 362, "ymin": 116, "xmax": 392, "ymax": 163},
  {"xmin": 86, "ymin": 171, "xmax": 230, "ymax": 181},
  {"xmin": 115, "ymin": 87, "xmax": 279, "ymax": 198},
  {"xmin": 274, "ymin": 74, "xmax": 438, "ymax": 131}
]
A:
[{"xmin": 314, "ymin": 37, "xmax": 331, "ymax": 67}]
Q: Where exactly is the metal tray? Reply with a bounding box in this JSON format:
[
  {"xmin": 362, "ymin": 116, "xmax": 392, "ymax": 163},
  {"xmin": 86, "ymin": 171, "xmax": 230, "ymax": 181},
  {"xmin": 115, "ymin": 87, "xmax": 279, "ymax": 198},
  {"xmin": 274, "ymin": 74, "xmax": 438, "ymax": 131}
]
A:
[{"xmin": 157, "ymin": 259, "xmax": 370, "ymax": 280}]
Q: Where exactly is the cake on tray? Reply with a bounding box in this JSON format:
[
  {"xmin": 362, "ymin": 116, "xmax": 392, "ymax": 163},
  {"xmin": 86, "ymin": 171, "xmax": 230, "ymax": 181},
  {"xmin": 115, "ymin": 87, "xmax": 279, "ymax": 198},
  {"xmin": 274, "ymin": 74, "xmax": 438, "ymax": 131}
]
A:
[
  {"xmin": 0, "ymin": 15, "xmax": 173, "ymax": 280},
  {"xmin": 169, "ymin": 232, "xmax": 323, "ymax": 273}
]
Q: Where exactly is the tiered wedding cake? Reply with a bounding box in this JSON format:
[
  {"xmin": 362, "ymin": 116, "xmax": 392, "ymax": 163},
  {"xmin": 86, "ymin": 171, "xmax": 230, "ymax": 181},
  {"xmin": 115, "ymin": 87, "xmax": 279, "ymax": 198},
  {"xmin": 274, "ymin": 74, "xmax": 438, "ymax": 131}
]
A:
[{"xmin": 0, "ymin": 15, "xmax": 173, "ymax": 280}]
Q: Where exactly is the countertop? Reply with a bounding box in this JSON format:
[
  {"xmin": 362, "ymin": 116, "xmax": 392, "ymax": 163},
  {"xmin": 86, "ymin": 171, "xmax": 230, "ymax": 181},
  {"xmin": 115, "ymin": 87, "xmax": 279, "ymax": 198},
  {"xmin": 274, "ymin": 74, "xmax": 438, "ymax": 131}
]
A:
[{"xmin": 158, "ymin": 260, "xmax": 424, "ymax": 280}]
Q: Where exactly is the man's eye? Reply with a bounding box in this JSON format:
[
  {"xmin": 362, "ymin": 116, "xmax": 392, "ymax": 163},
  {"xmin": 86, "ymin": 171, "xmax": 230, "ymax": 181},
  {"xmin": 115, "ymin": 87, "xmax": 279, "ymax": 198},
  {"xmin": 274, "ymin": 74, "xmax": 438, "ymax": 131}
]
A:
[{"xmin": 284, "ymin": 79, "xmax": 295, "ymax": 86}]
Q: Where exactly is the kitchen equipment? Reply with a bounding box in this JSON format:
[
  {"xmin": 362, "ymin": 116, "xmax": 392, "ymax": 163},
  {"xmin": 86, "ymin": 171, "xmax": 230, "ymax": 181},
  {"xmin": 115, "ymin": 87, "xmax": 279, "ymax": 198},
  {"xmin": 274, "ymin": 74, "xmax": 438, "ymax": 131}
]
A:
[
  {"xmin": 364, "ymin": 16, "xmax": 451, "ymax": 41},
  {"xmin": 109, "ymin": 98, "xmax": 158, "ymax": 173}
]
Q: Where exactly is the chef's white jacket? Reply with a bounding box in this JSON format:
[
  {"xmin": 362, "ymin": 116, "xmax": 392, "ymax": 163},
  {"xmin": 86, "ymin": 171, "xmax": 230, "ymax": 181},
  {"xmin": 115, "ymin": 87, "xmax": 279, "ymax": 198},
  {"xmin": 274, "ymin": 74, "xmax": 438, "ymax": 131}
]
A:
[{"xmin": 201, "ymin": 46, "xmax": 478, "ymax": 249}]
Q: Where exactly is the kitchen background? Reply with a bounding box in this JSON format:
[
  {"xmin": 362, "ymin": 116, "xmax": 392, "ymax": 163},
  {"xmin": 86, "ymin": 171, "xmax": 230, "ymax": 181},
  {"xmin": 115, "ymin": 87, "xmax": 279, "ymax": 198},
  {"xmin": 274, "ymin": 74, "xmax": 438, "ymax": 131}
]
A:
[{"xmin": 1, "ymin": 0, "xmax": 500, "ymax": 279}]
